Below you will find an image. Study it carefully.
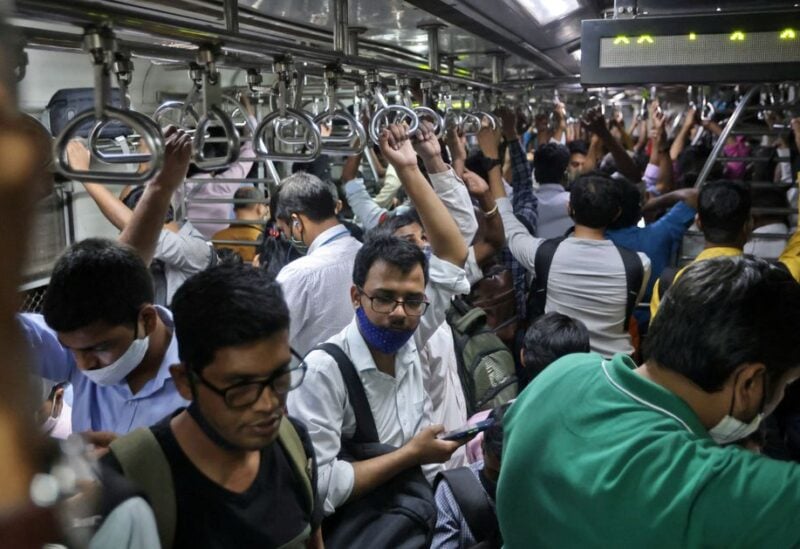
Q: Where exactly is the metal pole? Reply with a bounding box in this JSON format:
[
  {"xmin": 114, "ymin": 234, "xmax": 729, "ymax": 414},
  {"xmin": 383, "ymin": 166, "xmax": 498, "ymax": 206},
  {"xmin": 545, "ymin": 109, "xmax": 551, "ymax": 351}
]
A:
[
  {"xmin": 491, "ymin": 53, "xmax": 506, "ymax": 85},
  {"xmin": 695, "ymin": 85, "xmax": 760, "ymax": 189},
  {"xmin": 223, "ymin": 0, "xmax": 239, "ymax": 33},
  {"xmin": 332, "ymin": 0, "xmax": 348, "ymax": 54},
  {"xmin": 418, "ymin": 23, "xmax": 444, "ymax": 74},
  {"xmin": 347, "ymin": 26, "xmax": 366, "ymax": 57}
]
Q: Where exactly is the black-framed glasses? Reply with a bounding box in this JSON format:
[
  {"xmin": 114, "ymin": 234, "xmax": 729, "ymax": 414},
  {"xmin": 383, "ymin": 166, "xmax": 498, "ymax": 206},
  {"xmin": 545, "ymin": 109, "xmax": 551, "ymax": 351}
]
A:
[
  {"xmin": 191, "ymin": 348, "xmax": 307, "ymax": 409},
  {"xmin": 357, "ymin": 287, "xmax": 429, "ymax": 316}
]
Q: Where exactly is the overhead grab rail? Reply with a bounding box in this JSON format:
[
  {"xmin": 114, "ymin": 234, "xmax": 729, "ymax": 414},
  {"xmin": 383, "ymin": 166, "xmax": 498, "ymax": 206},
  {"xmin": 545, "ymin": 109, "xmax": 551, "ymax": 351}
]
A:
[
  {"xmin": 367, "ymin": 69, "xmax": 419, "ymax": 144},
  {"xmin": 312, "ymin": 65, "xmax": 366, "ymax": 156},
  {"xmin": 53, "ymin": 27, "xmax": 165, "ymax": 184},
  {"xmin": 399, "ymin": 77, "xmax": 444, "ymax": 138},
  {"xmin": 254, "ymin": 56, "xmax": 321, "ymax": 162}
]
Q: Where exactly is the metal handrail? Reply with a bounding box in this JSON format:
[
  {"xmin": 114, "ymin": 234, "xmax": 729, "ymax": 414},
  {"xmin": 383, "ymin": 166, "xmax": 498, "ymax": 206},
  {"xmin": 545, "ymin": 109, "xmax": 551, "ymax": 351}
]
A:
[{"xmin": 53, "ymin": 28, "xmax": 165, "ymax": 184}]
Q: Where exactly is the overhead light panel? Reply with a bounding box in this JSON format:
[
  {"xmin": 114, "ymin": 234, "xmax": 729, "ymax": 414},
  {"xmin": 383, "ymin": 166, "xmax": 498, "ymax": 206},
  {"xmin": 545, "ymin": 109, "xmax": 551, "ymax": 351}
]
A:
[{"xmin": 514, "ymin": 0, "xmax": 581, "ymax": 25}]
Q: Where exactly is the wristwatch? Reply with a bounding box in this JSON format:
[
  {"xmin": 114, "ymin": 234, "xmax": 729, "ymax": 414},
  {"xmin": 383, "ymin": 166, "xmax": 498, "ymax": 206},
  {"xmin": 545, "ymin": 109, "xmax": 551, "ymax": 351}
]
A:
[{"xmin": 481, "ymin": 156, "xmax": 502, "ymax": 172}]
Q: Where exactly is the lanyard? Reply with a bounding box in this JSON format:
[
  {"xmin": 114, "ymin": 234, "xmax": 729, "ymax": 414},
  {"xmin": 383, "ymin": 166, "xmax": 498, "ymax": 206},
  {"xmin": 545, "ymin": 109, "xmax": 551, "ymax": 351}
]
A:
[{"xmin": 318, "ymin": 228, "xmax": 350, "ymax": 248}]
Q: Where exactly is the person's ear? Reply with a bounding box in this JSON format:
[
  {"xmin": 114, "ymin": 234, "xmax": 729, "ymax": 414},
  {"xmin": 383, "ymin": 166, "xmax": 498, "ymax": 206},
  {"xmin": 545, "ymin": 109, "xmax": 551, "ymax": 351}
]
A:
[
  {"xmin": 519, "ymin": 349, "xmax": 526, "ymax": 367},
  {"xmin": 336, "ymin": 200, "xmax": 343, "ymax": 215},
  {"xmin": 694, "ymin": 213, "xmax": 702, "ymax": 231},
  {"xmin": 140, "ymin": 305, "xmax": 158, "ymax": 337},
  {"xmin": 351, "ymin": 285, "xmax": 361, "ymax": 309},
  {"xmin": 732, "ymin": 363, "xmax": 766, "ymax": 417},
  {"xmin": 170, "ymin": 363, "xmax": 194, "ymax": 401}
]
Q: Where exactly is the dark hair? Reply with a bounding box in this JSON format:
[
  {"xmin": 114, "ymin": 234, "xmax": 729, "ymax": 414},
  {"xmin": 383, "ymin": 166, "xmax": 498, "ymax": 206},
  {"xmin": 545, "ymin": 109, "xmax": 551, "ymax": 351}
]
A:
[
  {"xmin": 187, "ymin": 125, "xmax": 229, "ymax": 178},
  {"xmin": 372, "ymin": 210, "xmax": 422, "ymax": 237},
  {"xmin": 274, "ymin": 171, "xmax": 337, "ymax": 223},
  {"xmin": 171, "ymin": 263, "xmax": 290, "ymax": 372},
  {"xmin": 645, "ymin": 256, "xmax": 800, "ymax": 392},
  {"xmin": 533, "ymin": 143, "xmax": 570, "ymax": 184},
  {"xmin": 216, "ymin": 248, "xmax": 244, "ymax": 265},
  {"xmin": 608, "ymin": 180, "xmax": 644, "ymax": 230},
  {"xmin": 521, "ymin": 312, "xmax": 591, "ymax": 386},
  {"xmin": 698, "ymin": 180, "xmax": 751, "ymax": 244},
  {"xmin": 353, "ymin": 234, "xmax": 429, "ymax": 288},
  {"xmin": 751, "ymin": 186, "xmax": 790, "ymax": 226},
  {"xmin": 233, "ymin": 186, "xmax": 265, "ymax": 211},
  {"xmin": 42, "ymin": 238, "xmax": 154, "ymax": 332},
  {"xmin": 483, "ymin": 402, "xmax": 512, "ymax": 461},
  {"xmin": 122, "ymin": 185, "xmax": 175, "ymax": 223},
  {"xmin": 569, "ymin": 173, "xmax": 623, "ymax": 229},
  {"xmin": 568, "ymin": 140, "xmax": 588, "ymax": 157}
]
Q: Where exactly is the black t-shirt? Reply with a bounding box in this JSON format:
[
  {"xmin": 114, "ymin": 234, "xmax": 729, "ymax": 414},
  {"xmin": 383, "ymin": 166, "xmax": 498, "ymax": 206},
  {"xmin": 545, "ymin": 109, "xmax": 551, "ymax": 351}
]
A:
[{"xmin": 104, "ymin": 413, "xmax": 319, "ymax": 549}]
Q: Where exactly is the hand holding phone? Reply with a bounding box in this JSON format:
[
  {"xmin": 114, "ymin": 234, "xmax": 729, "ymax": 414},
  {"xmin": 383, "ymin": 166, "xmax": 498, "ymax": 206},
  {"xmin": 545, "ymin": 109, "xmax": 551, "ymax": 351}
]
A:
[{"xmin": 438, "ymin": 418, "xmax": 494, "ymax": 441}]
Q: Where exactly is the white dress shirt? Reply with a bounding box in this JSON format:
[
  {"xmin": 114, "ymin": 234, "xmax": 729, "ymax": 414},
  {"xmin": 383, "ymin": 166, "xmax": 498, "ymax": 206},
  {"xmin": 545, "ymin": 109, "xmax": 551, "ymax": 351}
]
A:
[
  {"xmin": 428, "ymin": 168, "xmax": 478, "ymax": 245},
  {"xmin": 744, "ymin": 223, "xmax": 790, "ymax": 260},
  {"xmin": 534, "ymin": 183, "xmax": 573, "ymax": 239},
  {"xmin": 287, "ymin": 255, "xmax": 470, "ymax": 515},
  {"xmin": 276, "ymin": 224, "xmax": 363, "ymax": 355}
]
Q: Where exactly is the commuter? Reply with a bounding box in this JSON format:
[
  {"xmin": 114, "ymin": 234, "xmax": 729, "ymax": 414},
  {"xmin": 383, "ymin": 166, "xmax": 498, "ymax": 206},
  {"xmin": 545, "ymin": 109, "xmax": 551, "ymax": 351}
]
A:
[
  {"xmin": 273, "ymin": 171, "xmax": 363, "ymax": 355},
  {"xmin": 498, "ymin": 256, "xmax": 800, "ymax": 547},
  {"xmin": 531, "ymin": 142, "xmax": 573, "ymax": 238},
  {"xmin": 519, "ymin": 312, "xmax": 591, "ymax": 388},
  {"xmin": 68, "ymin": 129, "xmax": 216, "ymax": 305},
  {"xmin": 490, "ymin": 167, "xmax": 651, "ymax": 358},
  {"xmin": 19, "ymin": 238, "xmax": 188, "ymax": 439},
  {"xmin": 287, "ymin": 125, "xmax": 470, "ymax": 534},
  {"xmin": 104, "ymin": 264, "xmax": 321, "ymax": 549},
  {"xmin": 650, "ymin": 179, "xmax": 800, "ymax": 317},
  {"xmin": 432, "ymin": 404, "xmax": 510, "ymax": 549},
  {"xmin": 744, "ymin": 187, "xmax": 791, "ymax": 260},
  {"xmin": 211, "ymin": 186, "xmax": 268, "ymax": 262},
  {"xmin": 566, "ymin": 140, "xmax": 588, "ymax": 185}
]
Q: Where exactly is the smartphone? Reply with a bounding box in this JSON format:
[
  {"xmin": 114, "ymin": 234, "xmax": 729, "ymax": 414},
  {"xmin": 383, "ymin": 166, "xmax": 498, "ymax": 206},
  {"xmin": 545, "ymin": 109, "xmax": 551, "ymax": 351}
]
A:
[{"xmin": 439, "ymin": 418, "xmax": 495, "ymax": 441}]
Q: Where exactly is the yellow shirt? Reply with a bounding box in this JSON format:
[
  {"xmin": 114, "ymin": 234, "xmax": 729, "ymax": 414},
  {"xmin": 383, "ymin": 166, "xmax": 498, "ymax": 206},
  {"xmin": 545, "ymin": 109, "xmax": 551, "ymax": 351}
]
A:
[
  {"xmin": 211, "ymin": 224, "xmax": 263, "ymax": 262},
  {"xmin": 650, "ymin": 227, "xmax": 800, "ymax": 319}
]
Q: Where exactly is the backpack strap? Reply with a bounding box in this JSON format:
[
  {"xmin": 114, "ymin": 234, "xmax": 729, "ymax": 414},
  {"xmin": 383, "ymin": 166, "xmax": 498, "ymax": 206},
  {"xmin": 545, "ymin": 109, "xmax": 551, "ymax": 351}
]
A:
[
  {"xmin": 109, "ymin": 428, "xmax": 176, "ymax": 549},
  {"xmin": 527, "ymin": 237, "xmax": 566, "ymax": 321},
  {"xmin": 278, "ymin": 419, "xmax": 315, "ymax": 517},
  {"xmin": 616, "ymin": 246, "xmax": 645, "ymax": 331},
  {"xmin": 316, "ymin": 342, "xmax": 380, "ymax": 444},
  {"xmin": 657, "ymin": 266, "xmax": 680, "ymax": 300},
  {"xmin": 435, "ymin": 468, "xmax": 496, "ymax": 543}
]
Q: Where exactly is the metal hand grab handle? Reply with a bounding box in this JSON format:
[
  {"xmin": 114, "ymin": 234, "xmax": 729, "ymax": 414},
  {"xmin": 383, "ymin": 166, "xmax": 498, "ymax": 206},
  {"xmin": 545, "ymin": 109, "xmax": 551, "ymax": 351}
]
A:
[
  {"xmin": 413, "ymin": 106, "xmax": 444, "ymax": 137},
  {"xmin": 460, "ymin": 111, "xmax": 484, "ymax": 136},
  {"xmin": 54, "ymin": 106, "xmax": 165, "ymax": 184},
  {"xmin": 153, "ymin": 100, "xmax": 199, "ymax": 129},
  {"xmin": 193, "ymin": 105, "xmax": 241, "ymax": 169},
  {"xmin": 313, "ymin": 110, "xmax": 367, "ymax": 155},
  {"xmin": 274, "ymin": 118, "xmax": 317, "ymax": 147},
  {"xmin": 255, "ymin": 108, "xmax": 322, "ymax": 162},
  {"xmin": 87, "ymin": 112, "xmax": 163, "ymax": 164},
  {"xmin": 369, "ymin": 104, "xmax": 419, "ymax": 144}
]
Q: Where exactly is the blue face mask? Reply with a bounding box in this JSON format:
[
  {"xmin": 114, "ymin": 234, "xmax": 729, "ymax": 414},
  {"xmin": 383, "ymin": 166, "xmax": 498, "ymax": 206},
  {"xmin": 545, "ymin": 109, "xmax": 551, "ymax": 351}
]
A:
[{"xmin": 356, "ymin": 307, "xmax": 415, "ymax": 355}]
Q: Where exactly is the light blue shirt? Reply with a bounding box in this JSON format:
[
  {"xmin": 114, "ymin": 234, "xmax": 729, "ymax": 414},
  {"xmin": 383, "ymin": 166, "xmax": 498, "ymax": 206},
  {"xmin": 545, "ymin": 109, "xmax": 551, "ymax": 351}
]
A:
[{"xmin": 19, "ymin": 306, "xmax": 188, "ymax": 434}]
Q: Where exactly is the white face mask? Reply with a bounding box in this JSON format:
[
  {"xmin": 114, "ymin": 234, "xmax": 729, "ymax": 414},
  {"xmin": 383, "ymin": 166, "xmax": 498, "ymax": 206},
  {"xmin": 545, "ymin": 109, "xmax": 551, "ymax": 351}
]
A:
[
  {"xmin": 81, "ymin": 334, "xmax": 150, "ymax": 386},
  {"xmin": 708, "ymin": 373, "xmax": 765, "ymax": 445},
  {"xmin": 708, "ymin": 411, "xmax": 764, "ymax": 445}
]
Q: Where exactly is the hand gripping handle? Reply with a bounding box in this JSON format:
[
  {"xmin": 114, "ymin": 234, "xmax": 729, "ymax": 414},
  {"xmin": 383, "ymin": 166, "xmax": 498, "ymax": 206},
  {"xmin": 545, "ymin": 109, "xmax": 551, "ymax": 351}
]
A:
[{"xmin": 369, "ymin": 104, "xmax": 419, "ymax": 144}]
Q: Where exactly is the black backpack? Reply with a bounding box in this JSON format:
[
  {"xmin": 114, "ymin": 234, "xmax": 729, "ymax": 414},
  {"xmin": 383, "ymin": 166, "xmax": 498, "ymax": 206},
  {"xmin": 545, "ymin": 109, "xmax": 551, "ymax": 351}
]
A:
[
  {"xmin": 317, "ymin": 343, "xmax": 436, "ymax": 549},
  {"xmin": 527, "ymin": 237, "xmax": 644, "ymax": 331},
  {"xmin": 446, "ymin": 297, "xmax": 518, "ymax": 417},
  {"xmin": 435, "ymin": 467, "xmax": 501, "ymax": 549}
]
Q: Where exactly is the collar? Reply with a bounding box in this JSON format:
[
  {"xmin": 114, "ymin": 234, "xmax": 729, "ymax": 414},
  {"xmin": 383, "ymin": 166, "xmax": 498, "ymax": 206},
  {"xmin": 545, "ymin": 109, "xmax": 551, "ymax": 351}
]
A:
[
  {"xmin": 343, "ymin": 318, "xmax": 417, "ymax": 379},
  {"xmin": 695, "ymin": 247, "xmax": 743, "ymax": 261},
  {"xmin": 601, "ymin": 354, "xmax": 708, "ymax": 438},
  {"xmin": 307, "ymin": 224, "xmax": 349, "ymax": 255}
]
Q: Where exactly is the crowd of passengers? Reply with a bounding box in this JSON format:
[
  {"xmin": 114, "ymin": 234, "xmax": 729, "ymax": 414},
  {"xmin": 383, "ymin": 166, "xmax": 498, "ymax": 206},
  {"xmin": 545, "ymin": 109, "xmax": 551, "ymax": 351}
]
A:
[{"xmin": 7, "ymin": 92, "xmax": 800, "ymax": 548}]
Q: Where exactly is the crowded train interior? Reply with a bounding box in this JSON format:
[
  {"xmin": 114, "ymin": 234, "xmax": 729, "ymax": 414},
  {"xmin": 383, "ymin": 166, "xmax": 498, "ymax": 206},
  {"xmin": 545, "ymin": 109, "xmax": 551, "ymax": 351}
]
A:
[{"xmin": 2, "ymin": 0, "xmax": 800, "ymax": 547}]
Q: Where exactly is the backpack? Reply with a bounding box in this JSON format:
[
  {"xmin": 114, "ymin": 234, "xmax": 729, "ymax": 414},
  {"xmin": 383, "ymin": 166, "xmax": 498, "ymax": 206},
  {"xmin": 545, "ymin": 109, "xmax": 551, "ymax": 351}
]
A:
[
  {"xmin": 435, "ymin": 467, "xmax": 501, "ymax": 549},
  {"xmin": 446, "ymin": 297, "xmax": 518, "ymax": 417},
  {"xmin": 316, "ymin": 343, "xmax": 437, "ymax": 549},
  {"xmin": 527, "ymin": 237, "xmax": 644, "ymax": 331},
  {"xmin": 108, "ymin": 418, "xmax": 314, "ymax": 549}
]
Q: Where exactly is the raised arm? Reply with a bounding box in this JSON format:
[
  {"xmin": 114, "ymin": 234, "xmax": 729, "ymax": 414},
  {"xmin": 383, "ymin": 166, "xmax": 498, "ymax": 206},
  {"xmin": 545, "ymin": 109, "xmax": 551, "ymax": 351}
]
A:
[
  {"xmin": 670, "ymin": 106, "xmax": 697, "ymax": 161},
  {"xmin": 463, "ymin": 169, "xmax": 505, "ymax": 265},
  {"xmin": 66, "ymin": 140, "xmax": 133, "ymax": 230},
  {"xmin": 583, "ymin": 109, "xmax": 642, "ymax": 182},
  {"xmin": 495, "ymin": 107, "xmax": 538, "ymax": 236},
  {"xmin": 445, "ymin": 126, "xmax": 467, "ymax": 179},
  {"xmin": 119, "ymin": 128, "xmax": 192, "ymax": 265},
  {"xmin": 380, "ymin": 124, "xmax": 468, "ymax": 267}
]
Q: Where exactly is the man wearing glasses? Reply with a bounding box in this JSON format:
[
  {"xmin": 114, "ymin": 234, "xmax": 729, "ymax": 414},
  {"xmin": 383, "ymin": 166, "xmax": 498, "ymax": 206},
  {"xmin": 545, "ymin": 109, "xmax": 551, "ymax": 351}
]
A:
[
  {"xmin": 288, "ymin": 124, "xmax": 472, "ymax": 518},
  {"xmin": 103, "ymin": 264, "xmax": 321, "ymax": 549}
]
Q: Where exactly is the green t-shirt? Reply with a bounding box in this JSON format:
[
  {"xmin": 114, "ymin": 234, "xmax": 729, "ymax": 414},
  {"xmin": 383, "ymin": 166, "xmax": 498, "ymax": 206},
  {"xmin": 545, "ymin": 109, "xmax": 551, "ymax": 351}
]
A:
[{"xmin": 497, "ymin": 352, "xmax": 800, "ymax": 548}]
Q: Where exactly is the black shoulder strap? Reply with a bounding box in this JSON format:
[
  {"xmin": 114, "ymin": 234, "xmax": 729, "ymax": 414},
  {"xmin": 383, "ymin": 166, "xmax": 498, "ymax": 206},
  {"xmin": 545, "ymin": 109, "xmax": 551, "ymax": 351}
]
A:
[
  {"xmin": 528, "ymin": 237, "xmax": 566, "ymax": 321},
  {"xmin": 616, "ymin": 246, "xmax": 645, "ymax": 332},
  {"xmin": 657, "ymin": 266, "xmax": 680, "ymax": 300},
  {"xmin": 316, "ymin": 343, "xmax": 380, "ymax": 444},
  {"xmin": 436, "ymin": 468, "xmax": 496, "ymax": 543}
]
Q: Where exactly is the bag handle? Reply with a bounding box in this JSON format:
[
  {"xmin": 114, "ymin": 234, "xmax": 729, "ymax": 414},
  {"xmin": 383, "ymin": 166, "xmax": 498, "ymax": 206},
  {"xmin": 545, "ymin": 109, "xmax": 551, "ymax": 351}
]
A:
[{"xmin": 316, "ymin": 343, "xmax": 380, "ymax": 444}]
